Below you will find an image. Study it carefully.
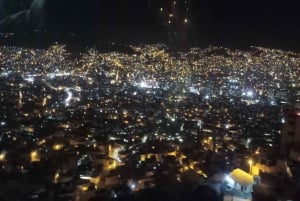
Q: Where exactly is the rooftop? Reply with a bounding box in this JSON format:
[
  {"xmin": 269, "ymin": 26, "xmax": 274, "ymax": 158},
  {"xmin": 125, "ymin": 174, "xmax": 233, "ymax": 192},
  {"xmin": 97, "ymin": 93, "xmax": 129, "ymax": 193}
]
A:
[{"xmin": 229, "ymin": 168, "xmax": 254, "ymax": 186}]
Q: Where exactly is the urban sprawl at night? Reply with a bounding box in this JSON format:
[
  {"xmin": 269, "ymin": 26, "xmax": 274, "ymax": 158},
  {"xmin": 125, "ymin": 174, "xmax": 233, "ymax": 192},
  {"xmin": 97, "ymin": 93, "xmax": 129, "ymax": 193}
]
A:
[{"xmin": 0, "ymin": 43, "xmax": 299, "ymax": 201}]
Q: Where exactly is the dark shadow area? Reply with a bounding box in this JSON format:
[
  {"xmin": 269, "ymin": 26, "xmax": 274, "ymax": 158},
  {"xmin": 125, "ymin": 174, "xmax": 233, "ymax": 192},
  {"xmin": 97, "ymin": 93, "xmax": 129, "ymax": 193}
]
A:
[{"xmin": 1, "ymin": 0, "xmax": 300, "ymax": 51}]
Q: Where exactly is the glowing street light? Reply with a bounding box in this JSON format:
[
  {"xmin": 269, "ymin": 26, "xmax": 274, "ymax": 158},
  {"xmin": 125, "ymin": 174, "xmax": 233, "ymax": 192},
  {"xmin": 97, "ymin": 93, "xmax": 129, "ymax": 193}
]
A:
[
  {"xmin": 0, "ymin": 151, "xmax": 6, "ymax": 161},
  {"xmin": 248, "ymin": 159, "xmax": 253, "ymax": 174},
  {"xmin": 54, "ymin": 171, "xmax": 60, "ymax": 183},
  {"xmin": 53, "ymin": 144, "xmax": 63, "ymax": 151},
  {"xmin": 31, "ymin": 151, "xmax": 40, "ymax": 162},
  {"xmin": 255, "ymin": 148, "xmax": 260, "ymax": 155}
]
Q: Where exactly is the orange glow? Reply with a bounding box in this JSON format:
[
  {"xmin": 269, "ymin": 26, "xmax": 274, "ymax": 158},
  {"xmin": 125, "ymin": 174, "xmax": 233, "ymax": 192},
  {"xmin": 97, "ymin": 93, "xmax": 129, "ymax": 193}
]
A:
[
  {"xmin": 0, "ymin": 151, "xmax": 6, "ymax": 161},
  {"xmin": 53, "ymin": 144, "xmax": 63, "ymax": 151},
  {"xmin": 54, "ymin": 172, "xmax": 60, "ymax": 183},
  {"xmin": 31, "ymin": 151, "xmax": 40, "ymax": 162}
]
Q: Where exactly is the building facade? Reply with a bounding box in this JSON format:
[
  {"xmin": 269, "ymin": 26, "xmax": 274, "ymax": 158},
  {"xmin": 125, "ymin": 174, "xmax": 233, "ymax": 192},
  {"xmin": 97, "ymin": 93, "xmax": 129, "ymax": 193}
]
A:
[{"xmin": 281, "ymin": 110, "xmax": 300, "ymax": 162}]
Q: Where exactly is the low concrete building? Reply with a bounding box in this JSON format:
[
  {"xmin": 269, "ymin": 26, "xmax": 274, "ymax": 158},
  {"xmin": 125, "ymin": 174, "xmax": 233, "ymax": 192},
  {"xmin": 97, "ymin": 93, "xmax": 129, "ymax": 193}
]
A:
[{"xmin": 223, "ymin": 168, "xmax": 255, "ymax": 201}]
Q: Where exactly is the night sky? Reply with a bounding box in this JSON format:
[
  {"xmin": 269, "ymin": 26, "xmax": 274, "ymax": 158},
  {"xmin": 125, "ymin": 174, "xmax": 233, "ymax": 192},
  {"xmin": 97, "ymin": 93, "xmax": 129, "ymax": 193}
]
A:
[{"xmin": 1, "ymin": 0, "xmax": 300, "ymax": 50}]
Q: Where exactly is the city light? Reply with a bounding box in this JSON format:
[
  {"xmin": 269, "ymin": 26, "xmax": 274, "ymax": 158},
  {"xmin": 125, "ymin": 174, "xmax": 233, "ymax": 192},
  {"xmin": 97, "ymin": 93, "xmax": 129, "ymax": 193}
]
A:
[
  {"xmin": 54, "ymin": 172, "xmax": 60, "ymax": 184},
  {"xmin": 30, "ymin": 151, "xmax": 40, "ymax": 162},
  {"xmin": 129, "ymin": 182, "xmax": 136, "ymax": 191},
  {"xmin": 255, "ymin": 148, "xmax": 260, "ymax": 155},
  {"xmin": 53, "ymin": 144, "xmax": 63, "ymax": 151},
  {"xmin": 0, "ymin": 151, "xmax": 6, "ymax": 161},
  {"xmin": 139, "ymin": 81, "xmax": 149, "ymax": 88},
  {"xmin": 248, "ymin": 159, "xmax": 253, "ymax": 174},
  {"xmin": 0, "ymin": 41, "xmax": 298, "ymax": 201},
  {"xmin": 80, "ymin": 175, "xmax": 92, "ymax": 180},
  {"xmin": 80, "ymin": 185, "xmax": 89, "ymax": 192},
  {"xmin": 246, "ymin": 90, "xmax": 254, "ymax": 97},
  {"xmin": 64, "ymin": 89, "xmax": 73, "ymax": 107}
]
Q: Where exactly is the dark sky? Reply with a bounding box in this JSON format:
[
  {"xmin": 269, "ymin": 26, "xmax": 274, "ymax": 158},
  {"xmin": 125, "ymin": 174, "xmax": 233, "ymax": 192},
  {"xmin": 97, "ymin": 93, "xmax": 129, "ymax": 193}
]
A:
[{"xmin": 1, "ymin": 0, "xmax": 300, "ymax": 50}]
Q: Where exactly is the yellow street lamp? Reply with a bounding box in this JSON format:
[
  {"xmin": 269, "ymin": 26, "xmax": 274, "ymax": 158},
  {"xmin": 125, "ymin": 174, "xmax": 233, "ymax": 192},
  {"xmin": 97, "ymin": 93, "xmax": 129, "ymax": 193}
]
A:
[
  {"xmin": 53, "ymin": 144, "xmax": 63, "ymax": 151},
  {"xmin": 54, "ymin": 172, "xmax": 60, "ymax": 184},
  {"xmin": 31, "ymin": 151, "xmax": 40, "ymax": 162},
  {"xmin": 0, "ymin": 151, "xmax": 6, "ymax": 161},
  {"xmin": 248, "ymin": 159, "xmax": 253, "ymax": 174}
]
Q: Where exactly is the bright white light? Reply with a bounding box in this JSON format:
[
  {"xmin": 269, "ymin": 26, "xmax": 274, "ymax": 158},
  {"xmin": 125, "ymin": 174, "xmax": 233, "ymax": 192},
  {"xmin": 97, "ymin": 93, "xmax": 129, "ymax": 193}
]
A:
[
  {"xmin": 24, "ymin": 76, "xmax": 34, "ymax": 83},
  {"xmin": 130, "ymin": 183, "xmax": 136, "ymax": 190},
  {"xmin": 197, "ymin": 120, "xmax": 202, "ymax": 129},
  {"xmin": 225, "ymin": 175, "xmax": 235, "ymax": 187},
  {"xmin": 245, "ymin": 138, "xmax": 251, "ymax": 149},
  {"xmin": 140, "ymin": 81, "xmax": 149, "ymax": 88},
  {"xmin": 142, "ymin": 135, "xmax": 148, "ymax": 143},
  {"xmin": 246, "ymin": 90, "xmax": 253, "ymax": 97},
  {"xmin": 80, "ymin": 175, "xmax": 92, "ymax": 180},
  {"xmin": 1, "ymin": 71, "xmax": 11, "ymax": 77},
  {"xmin": 189, "ymin": 87, "xmax": 199, "ymax": 95},
  {"xmin": 134, "ymin": 80, "xmax": 159, "ymax": 89},
  {"xmin": 64, "ymin": 89, "xmax": 73, "ymax": 107},
  {"xmin": 47, "ymin": 73, "xmax": 55, "ymax": 79},
  {"xmin": 180, "ymin": 123, "xmax": 184, "ymax": 131}
]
